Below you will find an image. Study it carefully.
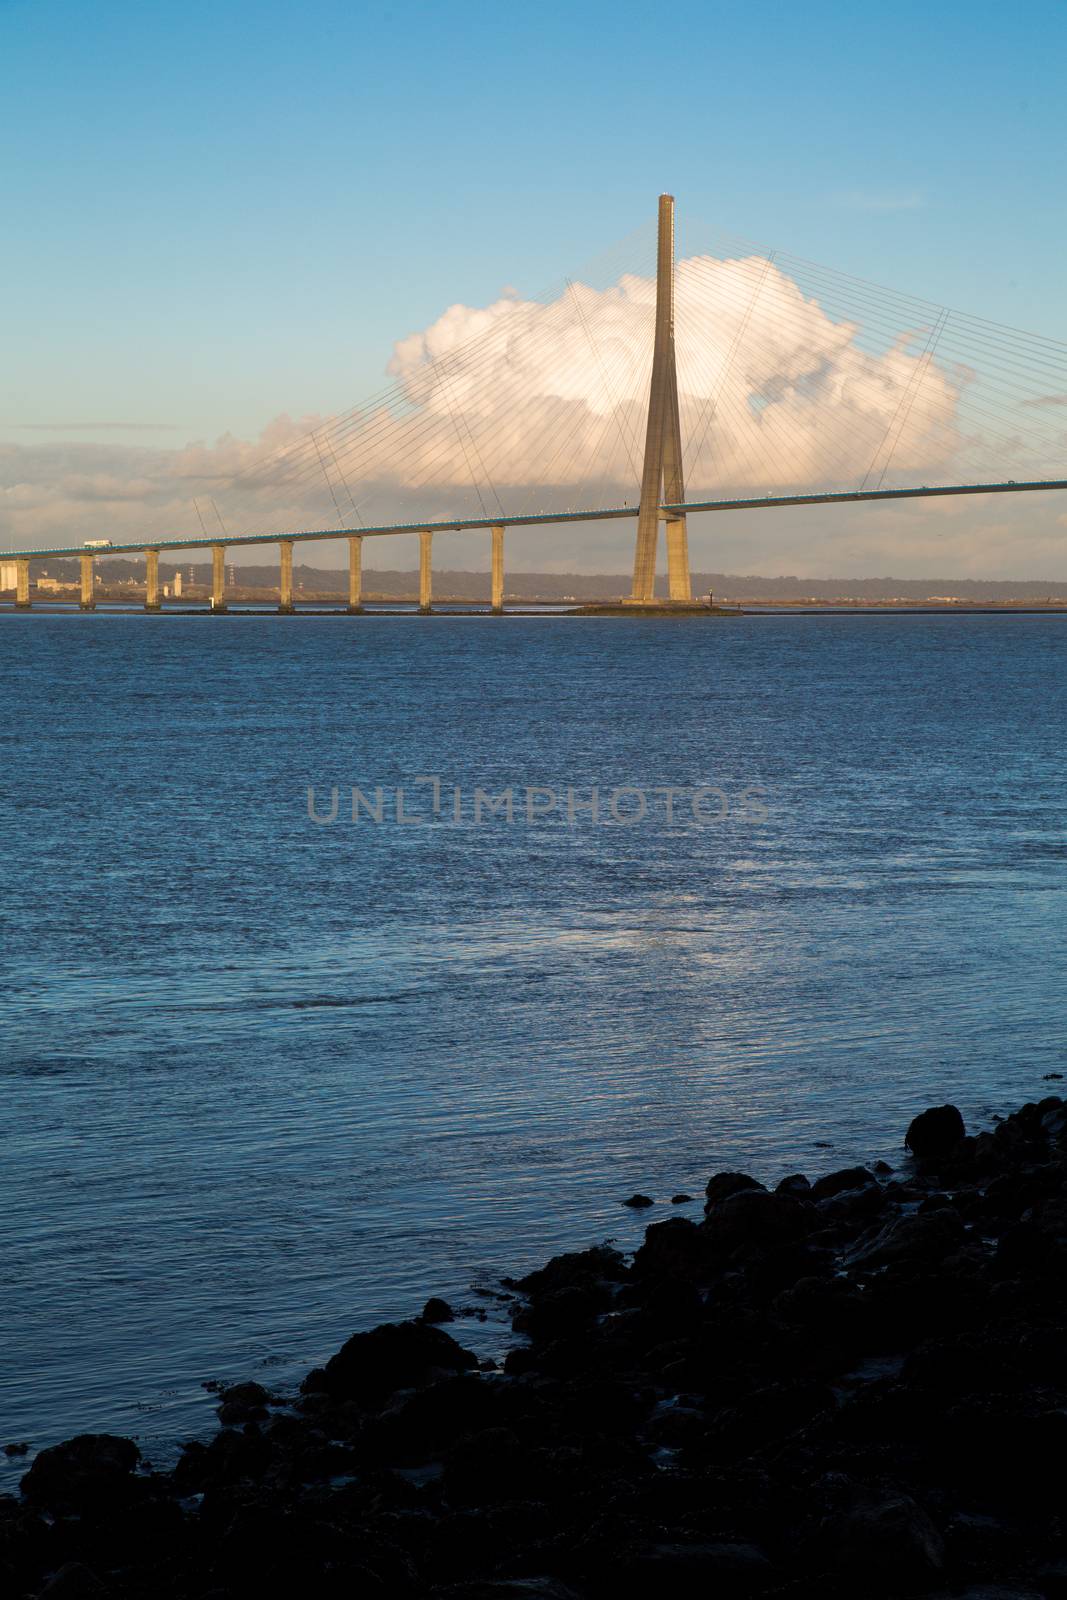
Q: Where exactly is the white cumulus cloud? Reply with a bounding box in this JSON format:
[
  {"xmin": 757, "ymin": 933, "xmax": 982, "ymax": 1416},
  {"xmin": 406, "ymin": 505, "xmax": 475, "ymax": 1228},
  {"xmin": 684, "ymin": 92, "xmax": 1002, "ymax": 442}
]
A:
[{"xmin": 2, "ymin": 253, "xmax": 1062, "ymax": 577}]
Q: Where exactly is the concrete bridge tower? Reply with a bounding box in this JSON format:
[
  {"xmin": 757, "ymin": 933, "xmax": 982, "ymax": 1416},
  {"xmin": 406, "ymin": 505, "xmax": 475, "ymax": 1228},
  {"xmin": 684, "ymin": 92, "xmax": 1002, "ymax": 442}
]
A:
[{"xmin": 629, "ymin": 194, "xmax": 691, "ymax": 604}]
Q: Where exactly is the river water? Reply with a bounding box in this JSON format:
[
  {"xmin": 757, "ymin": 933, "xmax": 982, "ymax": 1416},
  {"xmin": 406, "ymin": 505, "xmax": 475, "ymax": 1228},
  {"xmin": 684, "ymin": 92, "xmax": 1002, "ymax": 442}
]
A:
[{"xmin": 1, "ymin": 610, "xmax": 1064, "ymax": 1477}]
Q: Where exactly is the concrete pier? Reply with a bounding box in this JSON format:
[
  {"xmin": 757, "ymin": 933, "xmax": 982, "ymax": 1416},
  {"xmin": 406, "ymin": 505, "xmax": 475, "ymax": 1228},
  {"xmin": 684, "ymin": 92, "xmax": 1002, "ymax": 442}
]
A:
[
  {"xmin": 211, "ymin": 544, "xmax": 227, "ymax": 612},
  {"xmin": 279, "ymin": 540, "xmax": 294, "ymax": 613},
  {"xmin": 16, "ymin": 558, "xmax": 30, "ymax": 609},
  {"xmin": 145, "ymin": 549, "xmax": 160, "ymax": 611},
  {"xmin": 419, "ymin": 530, "xmax": 433, "ymax": 613},
  {"xmin": 491, "ymin": 524, "xmax": 504, "ymax": 613},
  {"xmin": 79, "ymin": 553, "xmax": 95, "ymax": 611},
  {"xmin": 348, "ymin": 535, "xmax": 363, "ymax": 612},
  {"xmin": 666, "ymin": 517, "xmax": 691, "ymax": 601}
]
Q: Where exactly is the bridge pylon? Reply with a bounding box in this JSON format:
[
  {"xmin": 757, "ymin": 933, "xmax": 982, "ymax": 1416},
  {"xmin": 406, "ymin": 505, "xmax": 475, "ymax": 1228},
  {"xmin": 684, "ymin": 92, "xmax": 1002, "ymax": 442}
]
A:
[{"xmin": 629, "ymin": 193, "xmax": 690, "ymax": 604}]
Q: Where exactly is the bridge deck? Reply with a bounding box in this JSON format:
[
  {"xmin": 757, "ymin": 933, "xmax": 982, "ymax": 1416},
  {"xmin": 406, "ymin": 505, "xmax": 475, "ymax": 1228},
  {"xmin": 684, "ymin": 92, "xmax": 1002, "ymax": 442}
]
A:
[{"xmin": 3, "ymin": 479, "xmax": 1066, "ymax": 562}]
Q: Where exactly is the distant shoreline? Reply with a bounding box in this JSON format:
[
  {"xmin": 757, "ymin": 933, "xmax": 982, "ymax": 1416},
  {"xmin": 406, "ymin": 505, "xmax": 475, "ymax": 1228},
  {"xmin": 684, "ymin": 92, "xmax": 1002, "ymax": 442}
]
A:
[
  {"xmin": 4, "ymin": 599, "xmax": 1067, "ymax": 618},
  {"xmin": 8, "ymin": 558, "xmax": 1067, "ymax": 611}
]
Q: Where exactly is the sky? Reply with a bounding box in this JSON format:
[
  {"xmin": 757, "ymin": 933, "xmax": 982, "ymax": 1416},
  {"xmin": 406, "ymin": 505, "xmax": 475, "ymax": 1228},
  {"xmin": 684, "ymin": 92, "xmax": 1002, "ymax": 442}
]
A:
[{"xmin": 2, "ymin": 0, "xmax": 1066, "ymax": 577}]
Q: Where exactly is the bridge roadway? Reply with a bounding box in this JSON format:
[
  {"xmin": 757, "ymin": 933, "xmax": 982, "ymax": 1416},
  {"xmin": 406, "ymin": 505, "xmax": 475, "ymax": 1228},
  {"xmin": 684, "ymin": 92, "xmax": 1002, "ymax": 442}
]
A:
[{"xmin": 3, "ymin": 477, "xmax": 1067, "ymax": 613}]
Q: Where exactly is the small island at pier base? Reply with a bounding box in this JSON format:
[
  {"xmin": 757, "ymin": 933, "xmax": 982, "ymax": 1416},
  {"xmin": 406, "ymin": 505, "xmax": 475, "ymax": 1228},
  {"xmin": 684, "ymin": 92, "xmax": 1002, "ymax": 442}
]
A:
[
  {"xmin": 570, "ymin": 597, "xmax": 742, "ymax": 616},
  {"xmin": 9, "ymin": 1091, "xmax": 1067, "ymax": 1599}
]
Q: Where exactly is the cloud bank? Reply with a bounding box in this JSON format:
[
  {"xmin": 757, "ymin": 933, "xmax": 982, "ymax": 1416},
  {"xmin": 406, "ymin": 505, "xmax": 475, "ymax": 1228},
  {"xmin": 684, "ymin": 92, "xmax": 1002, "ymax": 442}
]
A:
[{"xmin": 2, "ymin": 253, "xmax": 1064, "ymax": 575}]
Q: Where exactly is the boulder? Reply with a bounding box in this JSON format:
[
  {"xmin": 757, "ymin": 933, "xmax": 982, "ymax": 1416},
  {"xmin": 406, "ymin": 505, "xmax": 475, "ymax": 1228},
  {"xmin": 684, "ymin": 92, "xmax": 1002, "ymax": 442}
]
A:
[
  {"xmin": 422, "ymin": 1297, "xmax": 455, "ymax": 1324},
  {"xmin": 906, "ymin": 1104, "xmax": 966, "ymax": 1163},
  {"xmin": 810, "ymin": 1165, "xmax": 876, "ymax": 1201},
  {"xmin": 512, "ymin": 1283, "xmax": 611, "ymax": 1342},
  {"xmin": 430, "ymin": 1582, "xmax": 583, "ymax": 1599},
  {"xmin": 368, "ymin": 1373, "xmax": 509, "ymax": 1460},
  {"xmin": 847, "ymin": 1207, "xmax": 965, "ymax": 1269},
  {"xmin": 303, "ymin": 1319, "xmax": 478, "ymax": 1405},
  {"xmin": 593, "ymin": 1539, "xmax": 775, "ymax": 1597},
  {"xmin": 704, "ymin": 1172, "xmax": 766, "ymax": 1209},
  {"xmin": 440, "ymin": 1427, "xmax": 528, "ymax": 1508},
  {"xmin": 515, "ymin": 1246, "xmax": 627, "ymax": 1297},
  {"xmin": 826, "ymin": 1490, "xmax": 945, "ymax": 1584},
  {"xmin": 704, "ymin": 1187, "xmax": 811, "ymax": 1255},
  {"xmin": 36, "ymin": 1564, "xmax": 110, "ymax": 1597},
  {"xmin": 20, "ymin": 1434, "xmax": 140, "ymax": 1514},
  {"xmin": 216, "ymin": 1380, "xmax": 270, "ymax": 1425},
  {"xmin": 633, "ymin": 1216, "xmax": 716, "ymax": 1282}
]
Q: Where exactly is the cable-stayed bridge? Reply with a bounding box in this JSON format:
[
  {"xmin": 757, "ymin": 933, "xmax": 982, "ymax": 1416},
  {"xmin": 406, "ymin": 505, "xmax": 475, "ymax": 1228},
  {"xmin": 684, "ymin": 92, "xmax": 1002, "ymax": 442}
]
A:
[{"xmin": 4, "ymin": 195, "xmax": 1066, "ymax": 613}]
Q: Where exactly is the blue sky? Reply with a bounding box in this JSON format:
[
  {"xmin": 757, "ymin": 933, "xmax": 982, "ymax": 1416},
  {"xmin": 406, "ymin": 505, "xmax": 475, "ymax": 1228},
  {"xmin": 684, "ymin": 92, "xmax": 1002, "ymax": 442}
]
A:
[{"xmin": 2, "ymin": 0, "xmax": 1066, "ymax": 574}]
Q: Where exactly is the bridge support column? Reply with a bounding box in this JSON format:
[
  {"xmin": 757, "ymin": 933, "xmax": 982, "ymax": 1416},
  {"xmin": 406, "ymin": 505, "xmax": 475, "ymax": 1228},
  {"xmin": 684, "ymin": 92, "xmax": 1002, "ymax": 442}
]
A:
[
  {"xmin": 347, "ymin": 535, "xmax": 363, "ymax": 612},
  {"xmin": 79, "ymin": 553, "xmax": 96, "ymax": 611},
  {"xmin": 666, "ymin": 518, "xmax": 691, "ymax": 601},
  {"xmin": 211, "ymin": 544, "xmax": 227, "ymax": 612},
  {"xmin": 145, "ymin": 549, "xmax": 160, "ymax": 611},
  {"xmin": 15, "ymin": 558, "xmax": 30, "ymax": 609},
  {"xmin": 279, "ymin": 540, "xmax": 294, "ymax": 613},
  {"xmin": 491, "ymin": 524, "xmax": 504, "ymax": 613},
  {"xmin": 630, "ymin": 194, "xmax": 690, "ymax": 604},
  {"xmin": 419, "ymin": 530, "xmax": 432, "ymax": 613}
]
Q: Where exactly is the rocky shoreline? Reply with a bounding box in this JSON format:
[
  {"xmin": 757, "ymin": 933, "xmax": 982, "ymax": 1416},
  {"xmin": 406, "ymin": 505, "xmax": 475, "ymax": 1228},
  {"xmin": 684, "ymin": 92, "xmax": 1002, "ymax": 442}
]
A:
[{"xmin": 6, "ymin": 1094, "xmax": 1067, "ymax": 1599}]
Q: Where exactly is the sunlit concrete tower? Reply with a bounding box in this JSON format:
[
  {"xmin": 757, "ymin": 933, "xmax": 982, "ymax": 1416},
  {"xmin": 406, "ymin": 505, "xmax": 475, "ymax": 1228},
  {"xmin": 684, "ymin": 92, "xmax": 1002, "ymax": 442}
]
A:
[{"xmin": 629, "ymin": 193, "xmax": 691, "ymax": 604}]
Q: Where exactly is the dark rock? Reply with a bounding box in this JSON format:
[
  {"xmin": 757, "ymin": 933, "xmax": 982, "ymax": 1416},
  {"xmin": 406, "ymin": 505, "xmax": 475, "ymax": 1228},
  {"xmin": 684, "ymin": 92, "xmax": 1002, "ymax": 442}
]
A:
[
  {"xmin": 1041, "ymin": 1107, "xmax": 1067, "ymax": 1140},
  {"xmin": 592, "ymin": 1539, "xmax": 775, "ymax": 1597},
  {"xmin": 429, "ymin": 1582, "xmax": 583, "ymax": 1599},
  {"xmin": 20, "ymin": 1434, "xmax": 140, "ymax": 1514},
  {"xmin": 512, "ymin": 1283, "xmax": 611, "ymax": 1342},
  {"xmin": 934, "ymin": 1588, "xmax": 1042, "ymax": 1600},
  {"xmin": 815, "ymin": 1179, "xmax": 888, "ymax": 1227},
  {"xmin": 873, "ymin": 1159, "xmax": 894, "ymax": 1174},
  {"xmin": 704, "ymin": 1171, "xmax": 766, "ymax": 1207},
  {"xmin": 712, "ymin": 1380, "xmax": 835, "ymax": 1454},
  {"xmin": 906, "ymin": 1103, "xmax": 966, "ymax": 1163},
  {"xmin": 745, "ymin": 1241, "xmax": 835, "ymax": 1297},
  {"xmin": 2, "ymin": 1442, "xmax": 28, "ymax": 1457},
  {"xmin": 824, "ymin": 1489, "xmax": 945, "ymax": 1584},
  {"xmin": 556, "ymin": 1376, "xmax": 650, "ymax": 1437},
  {"xmin": 422, "ymin": 1297, "xmax": 455, "ymax": 1323},
  {"xmin": 215, "ymin": 1379, "xmax": 270, "ymax": 1425},
  {"xmin": 516, "ymin": 1245, "xmax": 628, "ymax": 1296},
  {"xmin": 810, "ymin": 1165, "xmax": 876, "ymax": 1201},
  {"xmin": 622, "ymin": 1192, "xmax": 654, "ymax": 1207},
  {"xmin": 705, "ymin": 1187, "xmax": 811, "ymax": 1255},
  {"xmin": 1037, "ymin": 1563, "xmax": 1067, "ymax": 1599},
  {"xmin": 171, "ymin": 1425, "xmax": 273, "ymax": 1492},
  {"xmin": 671, "ymin": 1193, "xmax": 694, "ymax": 1204},
  {"xmin": 302, "ymin": 1318, "xmax": 478, "ymax": 1404},
  {"xmin": 775, "ymin": 1172, "xmax": 811, "ymax": 1198},
  {"xmin": 440, "ymin": 1427, "xmax": 529, "ymax": 1508},
  {"xmin": 847, "ymin": 1206, "xmax": 965, "ymax": 1268},
  {"xmin": 632, "ymin": 1216, "xmax": 715, "ymax": 1282},
  {"xmin": 773, "ymin": 1274, "xmax": 873, "ymax": 1355},
  {"xmin": 995, "ymin": 1219, "xmax": 1054, "ymax": 1272},
  {"xmin": 37, "ymin": 1563, "xmax": 110, "ymax": 1597}
]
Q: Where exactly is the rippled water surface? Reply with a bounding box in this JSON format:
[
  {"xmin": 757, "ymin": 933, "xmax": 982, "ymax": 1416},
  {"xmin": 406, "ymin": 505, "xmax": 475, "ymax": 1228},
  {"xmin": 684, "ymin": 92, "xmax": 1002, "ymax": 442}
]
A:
[{"xmin": 1, "ymin": 611, "xmax": 1065, "ymax": 1476}]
